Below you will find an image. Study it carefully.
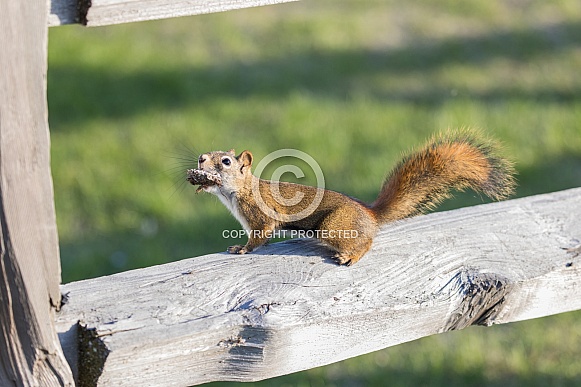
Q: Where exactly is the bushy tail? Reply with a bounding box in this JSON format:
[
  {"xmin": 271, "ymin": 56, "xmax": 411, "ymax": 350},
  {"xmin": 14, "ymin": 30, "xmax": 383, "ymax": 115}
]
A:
[{"xmin": 370, "ymin": 131, "xmax": 516, "ymax": 224}]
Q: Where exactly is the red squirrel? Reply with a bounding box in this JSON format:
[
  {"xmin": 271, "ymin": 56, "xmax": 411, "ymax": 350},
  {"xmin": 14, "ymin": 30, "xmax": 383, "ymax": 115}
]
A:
[{"xmin": 188, "ymin": 131, "xmax": 515, "ymax": 265}]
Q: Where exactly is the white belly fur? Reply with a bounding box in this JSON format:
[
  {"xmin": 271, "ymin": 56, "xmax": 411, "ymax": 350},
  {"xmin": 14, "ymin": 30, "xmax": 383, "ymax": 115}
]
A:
[{"xmin": 211, "ymin": 187, "xmax": 250, "ymax": 233}]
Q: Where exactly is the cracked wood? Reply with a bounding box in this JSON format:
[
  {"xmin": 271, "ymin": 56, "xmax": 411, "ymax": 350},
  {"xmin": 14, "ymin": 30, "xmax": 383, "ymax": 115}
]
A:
[
  {"xmin": 0, "ymin": 0, "xmax": 74, "ymax": 385},
  {"xmin": 56, "ymin": 188, "xmax": 581, "ymax": 386}
]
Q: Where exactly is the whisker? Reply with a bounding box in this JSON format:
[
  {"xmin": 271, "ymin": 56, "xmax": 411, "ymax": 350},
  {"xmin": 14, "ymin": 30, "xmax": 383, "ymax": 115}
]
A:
[
  {"xmin": 161, "ymin": 139, "xmax": 205, "ymax": 198},
  {"xmin": 168, "ymin": 177, "xmax": 191, "ymax": 199}
]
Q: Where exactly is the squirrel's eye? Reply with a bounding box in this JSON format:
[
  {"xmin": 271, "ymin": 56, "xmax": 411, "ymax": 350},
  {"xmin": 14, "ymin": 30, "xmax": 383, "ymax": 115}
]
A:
[{"xmin": 222, "ymin": 157, "xmax": 231, "ymax": 166}]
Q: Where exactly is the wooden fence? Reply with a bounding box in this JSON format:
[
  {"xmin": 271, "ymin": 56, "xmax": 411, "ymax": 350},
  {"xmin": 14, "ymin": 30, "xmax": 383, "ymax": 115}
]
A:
[
  {"xmin": 55, "ymin": 188, "xmax": 581, "ymax": 386},
  {"xmin": 1, "ymin": 0, "xmax": 580, "ymax": 386}
]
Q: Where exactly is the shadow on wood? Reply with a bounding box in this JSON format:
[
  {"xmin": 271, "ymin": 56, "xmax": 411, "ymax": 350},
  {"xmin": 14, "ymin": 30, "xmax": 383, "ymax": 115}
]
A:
[
  {"xmin": 55, "ymin": 188, "xmax": 581, "ymax": 386},
  {"xmin": 0, "ymin": 0, "xmax": 74, "ymax": 385}
]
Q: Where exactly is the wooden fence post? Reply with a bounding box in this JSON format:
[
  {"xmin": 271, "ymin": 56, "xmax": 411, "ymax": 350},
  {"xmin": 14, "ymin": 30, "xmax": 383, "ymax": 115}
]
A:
[{"xmin": 0, "ymin": 1, "xmax": 75, "ymax": 385}]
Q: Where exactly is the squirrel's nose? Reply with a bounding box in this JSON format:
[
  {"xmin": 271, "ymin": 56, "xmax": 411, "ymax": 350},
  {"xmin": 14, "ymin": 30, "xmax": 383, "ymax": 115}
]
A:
[{"xmin": 198, "ymin": 155, "xmax": 207, "ymax": 166}]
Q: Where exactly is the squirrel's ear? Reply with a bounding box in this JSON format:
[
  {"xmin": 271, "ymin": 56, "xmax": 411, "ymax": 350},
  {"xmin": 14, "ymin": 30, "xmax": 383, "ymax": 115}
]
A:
[
  {"xmin": 228, "ymin": 149, "xmax": 236, "ymax": 155},
  {"xmin": 236, "ymin": 150, "xmax": 253, "ymax": 173}
]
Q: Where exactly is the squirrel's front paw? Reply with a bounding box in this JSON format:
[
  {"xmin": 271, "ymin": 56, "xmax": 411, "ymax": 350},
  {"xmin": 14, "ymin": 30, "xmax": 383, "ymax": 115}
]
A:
[{"xmin": 227, "ymin": 244, "xmax": 248, "ymax": 254}]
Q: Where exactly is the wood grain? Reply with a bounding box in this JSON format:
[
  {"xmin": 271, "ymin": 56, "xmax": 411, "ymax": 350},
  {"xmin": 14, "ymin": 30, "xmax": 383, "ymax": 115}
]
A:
[
  {"xmin": 56, "ymin": 188, "xmax": 581, "ymax": 386},
  {"xmin": 48, "ymin": 0, "xmax": 299, "ymax": 27},
  {"xmin": 0, "ymin": 0, "xmax": 74, "ymax": 385}
]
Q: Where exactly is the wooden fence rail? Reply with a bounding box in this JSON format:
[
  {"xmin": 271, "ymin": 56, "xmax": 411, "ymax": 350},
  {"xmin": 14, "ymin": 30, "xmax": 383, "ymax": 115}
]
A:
[
  {"xmin": 0, "ymin": 0, "xmax": 293, "ymax": 383},
  {"xmin": 2, "ymin": 0, "xmax": 581, "ymax": 385},
  {"xmin": 48, "ymin": 0, "xmax": 298, "ymax": 27},
  {"xmin": 56, "ymin": 188, "xmax": 581, "ymax": 386}
]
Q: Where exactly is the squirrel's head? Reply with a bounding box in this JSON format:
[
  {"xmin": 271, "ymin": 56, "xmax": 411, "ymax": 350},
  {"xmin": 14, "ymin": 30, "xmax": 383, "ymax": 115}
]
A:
[{"xmin": 197, "ymin": 149, "xmax": 253, "ymax": 194}]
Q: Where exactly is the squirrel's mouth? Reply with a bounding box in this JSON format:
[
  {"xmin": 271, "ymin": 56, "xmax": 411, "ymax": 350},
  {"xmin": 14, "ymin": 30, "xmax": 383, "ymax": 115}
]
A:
[{"xmin": 186, "ymin": 169, "xmax": 223, "ymax": 193}]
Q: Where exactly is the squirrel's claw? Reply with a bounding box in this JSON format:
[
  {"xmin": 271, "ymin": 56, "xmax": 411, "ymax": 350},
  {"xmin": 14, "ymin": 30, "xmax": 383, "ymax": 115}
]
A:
[
  {"xmin": 227, "ymin": 244, "xmax": 247, "ymax": 254},
  {"xmin": 334, "ymin": 252, "xmax": 357, "ymax": 266}
]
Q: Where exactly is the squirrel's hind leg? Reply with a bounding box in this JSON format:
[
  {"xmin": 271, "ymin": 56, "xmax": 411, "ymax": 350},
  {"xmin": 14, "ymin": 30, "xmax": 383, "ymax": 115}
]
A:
[
  {"xmin": 317, "ymin": 204, "xmax": 377, "ymax": 265},
  {"xmin": 319, "ymin": 205, "xmax": 378, "ymax": 266},
  {"xmin": 332, "ymin": 238, "xmax": 373, "ymax": 266}
]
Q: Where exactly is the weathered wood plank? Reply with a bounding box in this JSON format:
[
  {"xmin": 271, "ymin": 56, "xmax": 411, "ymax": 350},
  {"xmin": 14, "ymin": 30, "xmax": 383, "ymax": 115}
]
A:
[
  {"xmin": 48, "ymin": 0, "xmax": 298, "ymax": 27},
  {"xmin": 56, "ymin": 188, "xmax": 581, "ymax": 386},
  {"xmin": 0, "ymin": 0, "xmax": 75, "ymax": 385},
  {"xmin": 49, "ymin": 0, "xmax": 78, "ymax": 26}
]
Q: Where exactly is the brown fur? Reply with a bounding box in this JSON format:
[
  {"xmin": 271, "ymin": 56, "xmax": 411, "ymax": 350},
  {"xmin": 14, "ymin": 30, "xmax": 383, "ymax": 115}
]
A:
[
  {"xmin": 195, "ymin": 131, "xmax": 515, "ymax": 266},
  {"xmin": 371, "ymin": 132, "xmax": 515, "ymax": 223}
]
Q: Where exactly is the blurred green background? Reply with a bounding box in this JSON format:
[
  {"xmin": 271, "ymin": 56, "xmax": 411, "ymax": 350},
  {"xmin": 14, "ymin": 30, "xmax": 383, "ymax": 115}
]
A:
[{"xmin": 48, "ymin": 0, "xmax": 581, "ymax": 386}]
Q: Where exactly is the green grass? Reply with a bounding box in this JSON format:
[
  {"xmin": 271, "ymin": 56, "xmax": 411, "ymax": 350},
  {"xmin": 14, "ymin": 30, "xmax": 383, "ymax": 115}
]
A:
[{"xmin": 48, "ymin": 1, "xmax": 581, "ymax": 385}]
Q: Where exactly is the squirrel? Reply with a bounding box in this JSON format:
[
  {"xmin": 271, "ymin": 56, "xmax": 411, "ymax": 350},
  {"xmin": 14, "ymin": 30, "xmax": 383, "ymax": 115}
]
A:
[{"xmin": 191, "ymin": 131, "xmax": 515, "ymax": 266}]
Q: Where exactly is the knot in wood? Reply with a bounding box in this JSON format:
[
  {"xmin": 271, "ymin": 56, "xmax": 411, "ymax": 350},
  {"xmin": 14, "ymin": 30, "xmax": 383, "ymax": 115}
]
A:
[{"xmin": 440, "ymin": 269, "xmax": 512, "ymax": 331}]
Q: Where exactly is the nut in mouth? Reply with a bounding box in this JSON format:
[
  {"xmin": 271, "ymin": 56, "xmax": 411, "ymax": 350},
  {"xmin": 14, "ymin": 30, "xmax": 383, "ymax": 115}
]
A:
[{"xmin": 186, "ymin": 169, "xmax": 223, "ymax": 193}]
